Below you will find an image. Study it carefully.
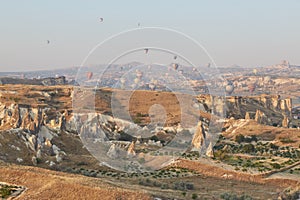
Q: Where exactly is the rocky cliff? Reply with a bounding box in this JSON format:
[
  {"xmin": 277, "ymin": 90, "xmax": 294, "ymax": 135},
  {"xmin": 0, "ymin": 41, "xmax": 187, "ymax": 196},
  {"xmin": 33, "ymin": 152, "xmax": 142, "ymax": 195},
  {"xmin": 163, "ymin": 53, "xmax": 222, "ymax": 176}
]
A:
[{"xmin": 197, "ymin": 94, "xmax": 293, "ymax": 127}]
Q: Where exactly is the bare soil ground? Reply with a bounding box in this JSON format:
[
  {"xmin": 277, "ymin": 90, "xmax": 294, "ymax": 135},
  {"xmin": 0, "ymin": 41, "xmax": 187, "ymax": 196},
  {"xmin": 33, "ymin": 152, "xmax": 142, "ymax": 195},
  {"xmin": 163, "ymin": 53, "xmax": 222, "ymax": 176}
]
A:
[{"xmin": 0, "ymin": 162, "xmax": 151, "ymax": 200}]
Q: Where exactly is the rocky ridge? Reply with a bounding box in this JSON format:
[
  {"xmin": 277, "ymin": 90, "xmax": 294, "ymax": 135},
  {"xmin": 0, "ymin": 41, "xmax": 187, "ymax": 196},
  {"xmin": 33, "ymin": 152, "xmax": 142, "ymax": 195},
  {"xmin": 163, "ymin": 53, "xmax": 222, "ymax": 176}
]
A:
[{"xmin": 0, "ymin": 85, "xmax": 296, "ymax": 170}]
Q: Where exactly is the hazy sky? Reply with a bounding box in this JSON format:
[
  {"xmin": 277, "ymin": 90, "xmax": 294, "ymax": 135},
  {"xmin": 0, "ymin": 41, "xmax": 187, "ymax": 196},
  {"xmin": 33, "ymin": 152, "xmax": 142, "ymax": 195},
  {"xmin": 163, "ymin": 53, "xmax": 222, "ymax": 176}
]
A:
[{"xmin": 0, "ymin": 0, "xmax": 300, "ymax": 72}]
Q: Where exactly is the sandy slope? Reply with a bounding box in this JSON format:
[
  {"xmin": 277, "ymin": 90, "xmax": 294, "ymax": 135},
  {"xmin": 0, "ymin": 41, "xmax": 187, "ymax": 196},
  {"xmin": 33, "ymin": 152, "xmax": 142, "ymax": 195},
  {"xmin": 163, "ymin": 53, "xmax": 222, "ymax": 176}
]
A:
[{"xmin": 0, "ymin": 163, "xmax": 151, "ymax": 200}]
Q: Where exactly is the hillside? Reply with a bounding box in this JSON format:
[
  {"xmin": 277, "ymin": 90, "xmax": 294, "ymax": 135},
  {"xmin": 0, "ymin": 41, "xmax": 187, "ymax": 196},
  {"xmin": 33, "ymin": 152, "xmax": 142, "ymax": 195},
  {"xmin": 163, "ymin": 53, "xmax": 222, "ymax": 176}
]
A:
[{"xmin": 0, "ymin": 84, "xmax": 299, "ymax": 199}]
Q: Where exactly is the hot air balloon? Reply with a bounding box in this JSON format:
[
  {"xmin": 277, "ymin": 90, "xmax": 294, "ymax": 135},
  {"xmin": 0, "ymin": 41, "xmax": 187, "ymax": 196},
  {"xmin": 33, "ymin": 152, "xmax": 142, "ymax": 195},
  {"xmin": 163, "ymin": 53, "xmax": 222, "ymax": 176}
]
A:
[
  {"xmin": 151, "ymin": 79, "xmax": 158, "ymax": 85},
  {"xmin": 131, "ymin": 84, "xmax": 136, "ymax": 89},
  {"xmin": 264, "ymin": 76, "xmax": 271, "ymax": 83},
  {"xmin": 120, "ymin": 78, "xmax": 126, "ymax": 84},
  {"xmin": 144, "ymin": 48, "xmax": 149, "ymax": 54},
  {"xmin": 253, "ymin": 68, "xmax": 257, "ymax": 75},
  {"xmin": 248, "ymin": 83, "xmax": 256, "ymax": 93},
  {"xmin": 99, "ymin": 18, "xmax": 103, "ymax": 22},
  {"xmin": 172, "ymin": 63, "xmax": 179, "ymax": 70},
  {"xmin": 136, "ymin": 70, "xmax": 143, "ymax": 79},
  {"xmin": 86, "ymin": 72, "xmax": 93, "ymax": 80},
  {"xmin": 149, "ymin": 83, "xmax": 155, "ymax": 91},
  {"xmin": 134, "ymin": 78, "xmax": 140, "ymax": 84},
  {"xmin": 225, "ymin": 84, "xmax": 234, "ymax": 95},
  {"xmin": 119, "ymin": 78, "xmax": 126, "ymax": 89}
]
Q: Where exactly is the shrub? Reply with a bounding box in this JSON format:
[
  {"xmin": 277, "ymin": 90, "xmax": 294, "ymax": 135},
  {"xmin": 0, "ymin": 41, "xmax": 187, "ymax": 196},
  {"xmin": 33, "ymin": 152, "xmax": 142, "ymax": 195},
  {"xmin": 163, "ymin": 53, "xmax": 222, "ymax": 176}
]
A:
[
  {"xmin": 161, "ymin": 184, "xmax": 169, "ymax": 189},
  {"xmin": 133, "ymin": 118, "xmax": 141, "ymax": 124},
  {"xmin": 241, "ymin": 144, "xmax": 255, "ymax": 154},
  {"xmin": 192, "ymin": 193, "xmax": 198, "ymax": 199},
  {"xmin": 280, "ymin": 138, "xmax": 296, "ymax": 144},
  {"xmin": 269, "ymin": 143, "xmax": 279, "ymax": 150},
  {"xmin": 220, "ymin": 192, "xmax": 238, "ymax": 200},
  {"xmin": 220, "ymin": 192, "xmax": 253, "ymax": 200},
  {"xmin": 150, "ymin": 135, "xmax": 159, "ymax": 142},
  {"xmin": 250, "ymin": 135, "xmax": 258, "ymax": 142},
  {"xmin": 0, "ymin": 186, "xmax": 13, "ymax": 198},
  {"xmin": 235, "ymin": 134, "xmax": 245, "ymax": 143},
  {"xmin": 186, "ymin": 183, "xmax": 194, "ymax": 190},
  {"xmin": 77, "ymin": 161, "xmax": 88, "ymax": 166},
  {"xmin": 136, "ymin": 112, "xmax": 143, "ymax": 117},
  {"xmin": 270, "ymin": 162, "xmax": 281, "ymax": 169}
]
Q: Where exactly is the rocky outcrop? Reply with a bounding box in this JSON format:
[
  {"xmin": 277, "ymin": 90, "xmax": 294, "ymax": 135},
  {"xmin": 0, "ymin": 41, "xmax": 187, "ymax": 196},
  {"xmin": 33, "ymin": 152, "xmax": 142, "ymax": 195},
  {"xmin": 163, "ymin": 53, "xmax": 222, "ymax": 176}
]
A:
[
  {"xmin": 127, "ymin": 141, "xmax": 136, "ymax": 157},
  {"xmin": 206, "ymin": 142, "xmax": 214, "ymax": 158},
  {"xmin": 198, "ymin": 94, "xmax": 293, "ymax": 127},
  {"xmin": 254, "ymin": 109, "xmax": 267, "ymax": 124},
  {"xmin": 245, "ymin": 112, "xmax": 250, "ymax": 120},
  {"xmin": 107, "ymin": 144, "xmax": 119, "ymax": 159},
  {"xmin": 256, "ymin": 95, "xmax": 292, "ymax": 116},
  {"xmin": 31, "ymin": 156, "xmax": 38, "ymax": 166},
  {"xmin": 282, "ymin": 115, "xmax": 289, "ymax": 128},
  {"xmin": 192, "ymin": 121, "xmax": 206, "ymax": 150}
]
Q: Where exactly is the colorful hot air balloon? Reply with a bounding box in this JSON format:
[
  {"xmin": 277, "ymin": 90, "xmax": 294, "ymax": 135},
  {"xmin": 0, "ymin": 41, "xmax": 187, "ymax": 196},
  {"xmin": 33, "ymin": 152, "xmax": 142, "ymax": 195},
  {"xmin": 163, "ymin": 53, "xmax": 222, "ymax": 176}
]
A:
[
  {"xmin": 248, "ymin": 83, "xmax": 256, "ymax": 93},
  {"xmin": 225, "ymin": 84, "xmax": 234, "ymax": 95},
  {"xmin": 172, "ymin": 63, "xmax": 179, "ymax": 70},
  {"xmin": 86, "ymin": 72, "xmax": 93, "ymax": 80}
]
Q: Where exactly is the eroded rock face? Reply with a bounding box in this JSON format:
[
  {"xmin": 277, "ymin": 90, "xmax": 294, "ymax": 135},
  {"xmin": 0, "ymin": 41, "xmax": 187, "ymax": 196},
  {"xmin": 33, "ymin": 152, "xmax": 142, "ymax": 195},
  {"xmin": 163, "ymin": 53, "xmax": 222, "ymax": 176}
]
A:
[
  {"xmin": 282, "ymin": 115, "xmax": 289, "ymax": 128},
  {"xmin": 209, "ymin": 94, "xmax": 292, "ymax": 126},
  {"xmin": 254, "ymin": 109, "xmax": 267, "ymax": 124},
  {"xmin": 127, "ymin": 141, "xmax": 136, "ymax": 157},
  {"xmin": 245, "ymin": 112, "xmax": 250, "ymax": 120},
  {"xmin": 107, "ymin": 143, "xmax": 119, "ymax": 159},
  {"xmin": 259, "ymin": 95, "xmax": 292, "ymax": 116},
  {"xmin": 0, "ymin": 104, "xmax": 21, "ymax": 128},
  {"xmin": 192, "ymin": 121, "xmax": 206, "ymax": 150},
  {"xmin": 0, "ymin": 86, "xmax": 296, "ymax": 170},
  {"xmin": 0, "ymin": 102, "xmax": 73, "ymax": 135},
  {"xmin": 0, "ymin": 103, "xmax": 44, "ymax": 134},
  {"xmin": 206, "ymin": 142, "xmax": 214, "ymax": 158}
]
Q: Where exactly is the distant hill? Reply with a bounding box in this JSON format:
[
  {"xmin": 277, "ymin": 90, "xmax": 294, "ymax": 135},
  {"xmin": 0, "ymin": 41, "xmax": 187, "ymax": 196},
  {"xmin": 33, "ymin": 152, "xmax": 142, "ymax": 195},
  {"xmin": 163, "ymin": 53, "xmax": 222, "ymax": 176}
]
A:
[{"xmin": 0, "ymin": 76, "xmax": 68, "ymax": 86}]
